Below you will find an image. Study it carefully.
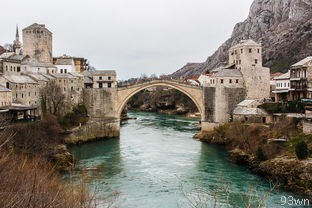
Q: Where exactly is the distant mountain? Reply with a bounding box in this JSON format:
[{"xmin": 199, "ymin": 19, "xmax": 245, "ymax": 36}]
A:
[{"xmin": 171, "ymin": 0, "xmax": 312, "ymax": 79}]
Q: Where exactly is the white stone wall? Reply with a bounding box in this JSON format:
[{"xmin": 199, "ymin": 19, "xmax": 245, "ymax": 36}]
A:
[
  {"xmin": 21, "ymin": 64, "xmax": 56, "ymax": 74},
  {"xmin": 55, "ymin": 64, "xmax": 75, "ymax": 74},
  {"xmin": 2, "ymin": 61, "xmax": 21, "ymax": 75},
  {"xmin": 0, "ymin": 91, "xmax": 12, "ymax": 107}
]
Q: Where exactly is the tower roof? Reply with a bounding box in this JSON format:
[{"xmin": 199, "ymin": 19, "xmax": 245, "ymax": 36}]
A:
[
  {"xmin": 230, "ymin": 39, "xmax": 261, "ymax": 49},
  {"xmin": 22, "ymin": 23, "xmax": 52, "ymax": 34}
]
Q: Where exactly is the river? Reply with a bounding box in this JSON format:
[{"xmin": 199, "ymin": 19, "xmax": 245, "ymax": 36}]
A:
[{"xmin": 69, "ymin": 112, "xmax": 306, "ymax": 208}]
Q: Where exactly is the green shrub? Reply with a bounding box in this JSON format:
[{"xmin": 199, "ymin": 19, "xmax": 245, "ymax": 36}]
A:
[
  {"xmin": 295, "ymin": 141, "xmax": 309, "ymax": 160},
  {"xmin": 256, "ymin": 146, "xmax": 267, "ymax": 161},
  {"xmin": 59, "ymin": 104, "xmax": 88, "ymax": 130}
]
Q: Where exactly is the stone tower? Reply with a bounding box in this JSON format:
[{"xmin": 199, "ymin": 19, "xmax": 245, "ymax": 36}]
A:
[
  {"xmin": 228, "ymin": 40, "xmax": 270, "ymax": 99},
  {"xmin": 22, "ymin": 23, "xmax": 52, "ymax": 63},
  {"xmin": 13, "ymin": 25, "xmax": 22, "ymax": 54}
]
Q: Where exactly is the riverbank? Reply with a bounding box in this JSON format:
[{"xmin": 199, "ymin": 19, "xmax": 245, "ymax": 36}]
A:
[
  {"xmin": 0, "ymin": 114, "xmax": 96, "ymax": 207},
  {"xmin": 194, "ymin": 121, "xmax": 312, "ymax": 198}
]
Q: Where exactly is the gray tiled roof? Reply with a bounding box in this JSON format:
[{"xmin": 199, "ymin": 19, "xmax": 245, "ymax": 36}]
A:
[
  {"xmin": 292, "ymin": 56, "xmax": 312, "ymax": 67},
  {"xmin": 23, "ymin": 23, "xmax": 46, "ymax": 30},
  {"xmin": 21, "ymin": 58, "xmax": 56, "ymax": 68},
  {"xmin": 89, "ymin": 70, "xmax": 116, "ymax": 76},
  {"xmin": 0, "ymin": 85, "xmax": 11, "ymax": 92},
  {"xmin": 54, "ymin": 58, "xmax": 74, "ymax": 65},
  {"xmin": 212, "ymin": 69, "xmax": 242, "ymax": 77},
  {"xmin": 51, "ymin": 73, "xmax": 77, "ymax": 79},
  {"xmin": 3, "ymin": 75, "xmax": 38, "ymax": 84}
]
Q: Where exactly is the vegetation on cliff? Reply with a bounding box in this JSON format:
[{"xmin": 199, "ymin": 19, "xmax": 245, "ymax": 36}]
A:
[{"xmin": 196, "ymin": 119, "xmax": 312, "ymax": 197}]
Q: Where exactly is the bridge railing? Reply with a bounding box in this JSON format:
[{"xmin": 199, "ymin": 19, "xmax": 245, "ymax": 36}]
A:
[{"xmin": 117, "ymin": 78, "xmax": 202, "ymax": 89}]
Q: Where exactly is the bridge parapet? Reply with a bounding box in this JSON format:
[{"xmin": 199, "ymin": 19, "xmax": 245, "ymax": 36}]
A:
[{"xmin": 117, "ymin": 79, "xmax": 202, "ymax": 91}]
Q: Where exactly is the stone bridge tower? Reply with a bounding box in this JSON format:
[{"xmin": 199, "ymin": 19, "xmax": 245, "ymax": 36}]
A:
[{"xmin": 22, "ymin": 23, "xmax": 53, "ymax": 63}]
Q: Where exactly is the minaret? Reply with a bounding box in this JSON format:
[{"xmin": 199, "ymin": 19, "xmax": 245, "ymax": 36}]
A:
[{"xmin": 13, "ymin": 25, "xmax": 22, "ymax": 54}]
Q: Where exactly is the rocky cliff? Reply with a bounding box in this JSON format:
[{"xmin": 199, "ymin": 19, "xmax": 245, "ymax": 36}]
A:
[{"xmin": 171, "ymin": 0, "xmax": 312, "ymax": 78}]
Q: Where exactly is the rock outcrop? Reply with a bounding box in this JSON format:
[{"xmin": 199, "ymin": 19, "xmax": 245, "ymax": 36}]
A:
[{"xmin": 171, "ymin": 0, "xmax": 312, "ymax": 79}]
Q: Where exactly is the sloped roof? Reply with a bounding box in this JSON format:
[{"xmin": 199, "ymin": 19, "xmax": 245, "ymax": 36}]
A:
[
  {"xmin": 233, "ymin": 107, "xmax": 267, "ymax": 115},
  {"xmin": 237, "ymin": 100, "xmax": 257, "ymax": 106},
  {"xmin": 51, "ymin": 73, "xmax": 77, "ymax": 79},
  {"xmin": 292, "ymin": 56, "xmax": 312, "ymax": 67},
  {"xmin": 271, "ymin": 72, "xmax": 284, "ymax": 77},
  {"xmin": 54, "ymin": 58, "xmax": 74, "ymax": 65},
  {"xmin": 212, "ymin": 69, "xmax": 242, "ymax": 78},
  {"xmin": 90, "ymin": 70, "xmax": 116, "ymax": 76},
  {"xmin": 27, "ymin": 73, "xmax": 50, "ymax": 82},
  {"xmin": 237, "ymin": 39, "xmax": 260, "ymax": 46},
  {"xmin": 21, "ymin": 58, "xmax": 56, "ymax": 68},
  {"xmin": 84, "ymin": 76, "xmax": 93, "ymax": 84},
  {"xmin": 0, "ymin": 52, "xmax": 14, "ymax": 59},
  {"xmin": 274, "ymin": 71, "xmax": 290, "ymax": 80},
  {"xmin": 3, "ymin": 75, "xmax": 38, "ymax": 84},
  {"xmin": 0, "ymin": 85, "xmax": 11, "ymax": 92}
]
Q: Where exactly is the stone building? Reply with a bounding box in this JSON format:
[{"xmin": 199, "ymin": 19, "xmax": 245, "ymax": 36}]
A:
[
  {"xmin": 0, "ymin": 53, "xmax": 26, "ymax": 75},
  {"xmin": 0, "ymin": 75, "xmax": 39, "ymax": 107},
  {"xmin": 0, "ymin": 85, "xmax": 12, "ymax": 107},
  {"xmin": 82, "ymin": 70, "xmax": 117, "ymax": 88},
  {"xmin": 53, "ymin": 56, "xmax": 76, "ymax": 74},
  {"xmin": 21, "ymin": 57, "xmax": 57, "ymax": 74},
  {"xmin": 233, "ymin": 100, "xmax": 271, "ymax": 123},
  {"xmin": 228, "ymin": 40, "xmax": 270, "ymax": 99},
  {"xmin": 53, "ymin": 56, "xmax": 88, "ymax": 73},
  {"xmin": 288, "ymin": 56, "xmax": 312, "ymax": 101},
  {"xmin": 23, "ymin": 23, "xmax": 53, "ymax": 64},
  {"xmin": 272, "ymin": 71, "xmax": 290, "ymax": 102}
]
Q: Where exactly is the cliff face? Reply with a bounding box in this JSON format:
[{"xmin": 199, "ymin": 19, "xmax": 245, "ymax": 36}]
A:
[{"xmin": 171, "ymin": 0, "xmax": 312, "ymax": 79}]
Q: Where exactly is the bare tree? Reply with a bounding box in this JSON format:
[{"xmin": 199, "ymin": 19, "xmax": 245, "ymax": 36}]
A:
[{"xmin": 41, "ymin": 81, "xmax": 67, "ymax": 116}]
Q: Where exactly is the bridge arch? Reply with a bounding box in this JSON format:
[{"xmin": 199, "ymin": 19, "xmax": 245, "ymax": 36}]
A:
[{"xmin": 116, "ymin": 80, "xmax": 204, "ymax": 120}]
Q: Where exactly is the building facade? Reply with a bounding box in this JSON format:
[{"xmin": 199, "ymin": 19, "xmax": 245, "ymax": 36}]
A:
[
  {"xmin": 288, "ymin": 57, "xmax": 312, "ymax": 101},
  {"xmin": 23, "ymin": 23, "xmax": 53, "ymax": 64}
]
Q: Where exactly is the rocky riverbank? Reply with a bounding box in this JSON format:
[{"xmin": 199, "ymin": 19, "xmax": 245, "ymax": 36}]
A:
[{"xmin": 194, "ymin": 122, "xmax": 312, "ymax": 198}]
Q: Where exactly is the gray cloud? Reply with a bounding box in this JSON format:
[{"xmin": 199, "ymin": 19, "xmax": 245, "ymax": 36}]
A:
[{"xmin": 0, "ymin": 0, "xmax": 253, "ymax": 80}]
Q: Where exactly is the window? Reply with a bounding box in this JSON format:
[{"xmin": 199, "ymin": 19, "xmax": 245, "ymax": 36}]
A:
[
  {"xmin": 108, "ymin": 76, "xmax": 111, "ymax": 80},
  {"xmin": 249, "ymin": 48, "xmax": 252, "ymax": 53},
  {"xmin": 6, "ymin": 82, "xmax": 9, "ymax": 89},
  {"xmin": 239, "ymin": 60, "xmax": 241, "ymax": 64},
  {"xmin": 71, "ymin": 86, "xmax": 74, "ymax": 91},
  {"xmin": 17, "ymin": 67, "xmax": 20, "ymax": 72},
  {"xmin": 220, "ymin": 79, "xmax": 224, "ymax": 84},
  {"xmin": 99, "ymin": 83, "xmax": 103, "ymax": 88},
  {"xmin": 99, "ymin": 76, "xmax": 102, "ymax": 80},
  {"xmin": 257, "ymin": 48, "xmax": 260, "ymax": 53},
  {"xmin": 10, "ymin": 66, "xmax": 12, "ymax": 71},
  {"xmin": 65, "ymin": 69, "xmax": 67, "ymax": 73},
  {"xmin": 60, "ymin": 69, "xmax": 63, "ymax": 73},
  {"xmin": 255, "ymin": 59, "xmax": 258, "ymax": 64},
  {"xmin": 234, "ymin": 50, "xmax": 237, "ymax": 54},
  {"xmin": 6, "ymin": 66, "xmax": 8, "ymax": 71},
  {"xmin": 229, "ymin": 79, "xmax": 232, "ymax": 84},
  {"xmin": 236, "ymin": 79, "xmax": 239, "ymax": 83},
  {"xmin": 241, "ymin": 49, "xmax": 243, "ymax": 54},
  {"xmin": 108, "ymin": 83, "xmax": 112, "ymax": 88}
]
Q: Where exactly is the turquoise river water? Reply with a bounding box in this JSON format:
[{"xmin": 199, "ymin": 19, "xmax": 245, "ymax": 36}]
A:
[{"xmin": 69, "ymin": 112, "xmax": 309, "ymax": 208}]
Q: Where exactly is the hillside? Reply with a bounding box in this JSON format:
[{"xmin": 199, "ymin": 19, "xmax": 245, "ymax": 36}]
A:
[{"xmin": 171, "ymin": 0, "xmax": 312, "ymax": 79}]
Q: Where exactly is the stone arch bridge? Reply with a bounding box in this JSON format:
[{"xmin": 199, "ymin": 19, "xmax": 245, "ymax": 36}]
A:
[
  {"xmin": 116, "ymin": 80, "xmax": 205, "ymax": 119},
  {"xmin": 74, "ymin": 79, "xmax": 245, "ymax": 142}
]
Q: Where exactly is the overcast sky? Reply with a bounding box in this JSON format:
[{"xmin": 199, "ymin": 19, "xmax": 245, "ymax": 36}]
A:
[{"xmin": 0, "ymin": 0, "xmax": 253, "ymax": 80}]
